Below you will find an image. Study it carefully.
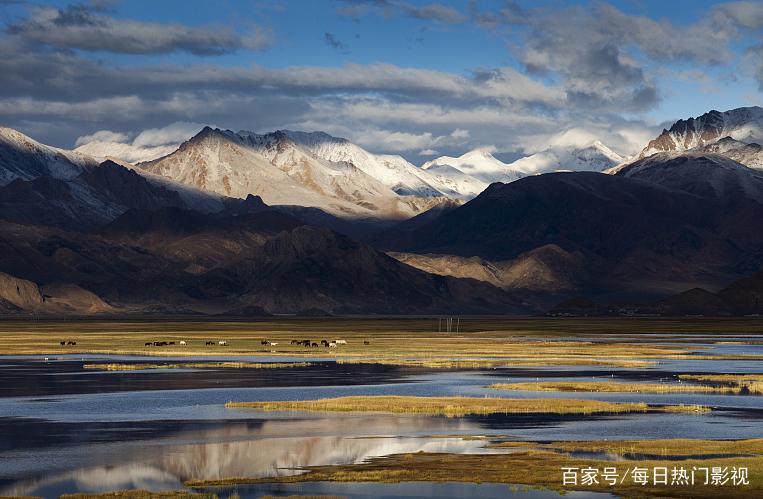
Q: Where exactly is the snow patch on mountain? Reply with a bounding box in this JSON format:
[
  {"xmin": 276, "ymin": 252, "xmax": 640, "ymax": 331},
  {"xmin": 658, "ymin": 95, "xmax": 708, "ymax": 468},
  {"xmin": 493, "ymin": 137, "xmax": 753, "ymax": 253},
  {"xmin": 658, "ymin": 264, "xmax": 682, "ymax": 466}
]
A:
[
  {"xmin": 640, "ymin": 106, "xmax": 763, "ymax": 158},
  {"xmin": 0, "ymin": 127, "xmax": 96, "ymax": 186}
]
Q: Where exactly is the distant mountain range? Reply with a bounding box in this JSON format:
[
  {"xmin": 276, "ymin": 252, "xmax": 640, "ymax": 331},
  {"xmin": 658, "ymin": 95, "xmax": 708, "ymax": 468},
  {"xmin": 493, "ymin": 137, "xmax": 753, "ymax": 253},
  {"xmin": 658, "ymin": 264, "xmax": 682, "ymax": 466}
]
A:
[{"xmin": 3, "ymin": 106, "xmax": 763, "ymax": 316}]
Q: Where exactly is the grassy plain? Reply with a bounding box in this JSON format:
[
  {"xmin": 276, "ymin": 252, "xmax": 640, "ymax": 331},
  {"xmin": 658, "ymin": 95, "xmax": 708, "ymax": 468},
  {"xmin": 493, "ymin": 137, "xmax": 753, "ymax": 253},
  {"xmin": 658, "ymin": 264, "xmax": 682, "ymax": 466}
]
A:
[
  {"xmin": 225, "ymin": 395, "xmax": 708, "ymax": 416},
  {"xmin": 2, "ymin": 317, "xmax": 762, "ymax": 368}
]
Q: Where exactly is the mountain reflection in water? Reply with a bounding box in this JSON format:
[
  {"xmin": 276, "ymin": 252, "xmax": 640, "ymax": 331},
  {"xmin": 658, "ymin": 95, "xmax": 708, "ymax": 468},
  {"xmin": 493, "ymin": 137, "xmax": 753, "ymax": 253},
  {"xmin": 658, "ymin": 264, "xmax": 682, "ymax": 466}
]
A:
[{"xmin": 2, "ymin": 414, "xmax": 497, "ymax": 497}]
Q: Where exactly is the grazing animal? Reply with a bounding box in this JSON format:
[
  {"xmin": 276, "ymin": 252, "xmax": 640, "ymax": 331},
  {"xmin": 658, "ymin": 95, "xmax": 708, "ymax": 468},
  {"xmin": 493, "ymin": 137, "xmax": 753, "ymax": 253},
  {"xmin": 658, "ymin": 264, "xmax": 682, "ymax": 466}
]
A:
[
  {"xmin": 145, "ymin": 342, "xmax": 152, "ymax": 346},
  {"xmin": 328, "ymin": 342, "xmax": 337, "ymax": 348},
  {"xmin": 321, "ymin": 340, "xmax": 329, "ymax": 347},
  {"xmin": 334, "ymin": 340, "xmax": 347, "ymax": 345},
  {"xmin": 169, "ymin": 341, "xmax": 176, "ymax": 345},
  {"xmin": 206, "ymin": 341, "xmax": 215, "ymax": 346},
  {"xmin": 312, "ymin": 342, "xmax": 318, "ymax": 347},
  {"xmin": 364, "ymin": 341, "xmax": 370, "ymax": 345},
  {"xmin": 302, "ymin": 340, "xmax": 311, "ymax": 347},
  {"xmin": 261, "ymin": 340, "xmax": 269, "ymax": 345},
  {"xmin": 290, "ymin": 340, "xmax": 299, "ymax": 345},
  {"xmin": 179, "ymin": 341, "xmax": 186, "ymax": 346},
  {"xmin": 67, "ymin": 341, "xmax": 77, "ymax": 346},
  {"xmin": 60, "ymin": 341, "xmax": 66, "ymax": 346},
  {"xmin": 218, "ymin": 341, "xmax": 227, "ymax": 346}
]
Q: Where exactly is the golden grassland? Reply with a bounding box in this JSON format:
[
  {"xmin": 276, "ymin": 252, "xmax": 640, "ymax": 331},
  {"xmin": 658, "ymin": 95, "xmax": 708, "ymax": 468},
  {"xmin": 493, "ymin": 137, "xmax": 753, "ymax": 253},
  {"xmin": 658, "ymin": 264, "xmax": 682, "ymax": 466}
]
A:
[
  {"xmin": 680, "ymin": 374, "xmax": 763, "ymax": 382},
  {"xmin": 489, "ymin": 380, "xmax": 747, "ymax": 394},
  {"xmin": 0, "ymin": 318, "xmax": 707, "ymax": 359},
  {"xmin": 225, "ymin": 395, "xmax": 708, "ymax": 416},
  {"xmin": 82, "ymin": 361, "xmax": 312, "ymax": 371},
  {"xmin": 185, "ymin": 438, "xmax": 763, "ymax": 498},
  {"xmin": 1, "ymin": 318, "xmax": 762, "ymax": 372},
  {"xmin": 336, "ymin": 357, "xmax": 657, "ymax": 368},
  {"xmin": 676, "ymin": 374, "xmax": 763, "ymax": 394}
]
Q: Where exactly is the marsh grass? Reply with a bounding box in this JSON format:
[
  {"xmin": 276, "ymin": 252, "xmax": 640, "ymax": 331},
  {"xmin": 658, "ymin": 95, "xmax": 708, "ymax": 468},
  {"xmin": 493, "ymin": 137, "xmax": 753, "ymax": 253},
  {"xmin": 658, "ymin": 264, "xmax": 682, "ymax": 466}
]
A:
[
  {"xmin": 678, "ymin": 374, "xmax": 763, "ymax": 394},
  {"xmin": 336, "ymin": 358, "xmax": 656, "ymax": 368},
  {"xmin": 225, "ymin": 395, "xmax": 707, "ymax": 416},
  {"xmin": 82, "ymin": 362, "xmax": 313, "ymax": 371},
  {"xmin": 489, "ymin": 380, "xmax": 740, "ymax": 394}
]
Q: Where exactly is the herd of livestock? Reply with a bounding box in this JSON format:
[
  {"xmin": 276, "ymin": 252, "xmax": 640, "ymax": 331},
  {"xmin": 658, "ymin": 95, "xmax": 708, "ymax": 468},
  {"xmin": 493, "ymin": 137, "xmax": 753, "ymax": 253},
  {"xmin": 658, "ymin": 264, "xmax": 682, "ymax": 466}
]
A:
[
  {"xmin": 140, "ymin": 339, "xmax": 364, "ymax": 348},
  {"xmin": 58, "ymin": 338, "xmax": 370, "ymax": 348}
]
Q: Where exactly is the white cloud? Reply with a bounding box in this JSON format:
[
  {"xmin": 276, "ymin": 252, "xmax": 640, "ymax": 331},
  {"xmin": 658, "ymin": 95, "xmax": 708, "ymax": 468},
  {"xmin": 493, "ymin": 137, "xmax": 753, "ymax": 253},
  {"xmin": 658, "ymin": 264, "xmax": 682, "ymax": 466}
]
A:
[
  {"xmin": 73, "ymin": 121, "xmax": 207, "ymax": 163},
  {"xmin": 133, "ymin": 122, "xmax": 208, "ymax": 148},
  {"xmin": 75, "ymin": 130, "xmax": 129, "ymax": 147}
]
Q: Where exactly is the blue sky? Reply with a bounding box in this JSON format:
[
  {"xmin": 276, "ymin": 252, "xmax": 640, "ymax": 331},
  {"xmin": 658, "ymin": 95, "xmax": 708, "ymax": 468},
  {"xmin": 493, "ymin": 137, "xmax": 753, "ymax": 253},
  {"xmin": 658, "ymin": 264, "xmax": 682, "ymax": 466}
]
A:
[{"xmin": 1, "ymin": 0, "xmax": 762, "ymax": 162}]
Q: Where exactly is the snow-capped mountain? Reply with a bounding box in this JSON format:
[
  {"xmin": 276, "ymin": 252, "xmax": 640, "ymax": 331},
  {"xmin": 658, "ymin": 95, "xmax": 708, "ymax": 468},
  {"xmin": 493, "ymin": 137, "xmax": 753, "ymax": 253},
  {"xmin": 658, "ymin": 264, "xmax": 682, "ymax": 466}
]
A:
[
  {"xmin": 140, "ymin": 128, "xmax": 445, "ymax": 219},
  {"xmin": 640, "ymin": 106, "xmax": 763, "ymax": 158},
  {"xmin": 505, "ymin": 140, "xmax": 623, "ymax": 176},
  {"xmin": 700, "ymin": 137, "xmax": 763, "ymax": 170},
  {"xmin": 237, "ymin": 130, "xmax": 446, "ymax": 198},
  {"xmin": 415, "ymin": 163, "xmax": 488, "ymax": 199},
  {"xmin": 423, "ymin": 139, "xmax": 623, "ymax": 186},
  {"xmin": 422, "ymin": 148, "xmax": 518, "ymax": 184},
  {"xmin": 0, "ymin": 127, "xmax": 97, "ymax": 186},
  {"xmin": 612, "ymin": 151, "xmax": 763, "ymax": 203}
]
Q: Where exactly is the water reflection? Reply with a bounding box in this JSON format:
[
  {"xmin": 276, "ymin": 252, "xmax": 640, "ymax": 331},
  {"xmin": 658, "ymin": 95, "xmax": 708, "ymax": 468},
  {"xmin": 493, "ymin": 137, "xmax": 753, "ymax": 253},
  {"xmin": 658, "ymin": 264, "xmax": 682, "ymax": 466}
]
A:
[{"xmin": 1, "ymin": 415, "xmax": 497, "ymax": 497}]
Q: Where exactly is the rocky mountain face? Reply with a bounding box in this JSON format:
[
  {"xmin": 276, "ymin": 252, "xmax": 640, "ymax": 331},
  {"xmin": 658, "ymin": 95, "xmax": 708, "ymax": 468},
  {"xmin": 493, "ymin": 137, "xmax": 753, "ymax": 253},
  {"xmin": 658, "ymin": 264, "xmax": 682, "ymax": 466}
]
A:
[
  {"xmin": 0, "ymin": 127, "xmax": 97, "ymax": 186},
  {"xmin": 0, "ymin": 160, "xmax": 207, "ymax": 230},
  {"xmin": 639, "ymin": 106, "xmax": 763, "ymax": 158},
  {"xmin": 389, "ymin": 244, "xmax": 588, "ymax": 295},
  {"xmin": 380, "ymin": 158, "xmax": 763, "ymax": 300},
  {"xmin": 0, "ymin": 209, "xmax": 529, "ymax": 315},
  {"xmin": 140, "ymin": 128, "xmax": 454, "ymax": 220}
]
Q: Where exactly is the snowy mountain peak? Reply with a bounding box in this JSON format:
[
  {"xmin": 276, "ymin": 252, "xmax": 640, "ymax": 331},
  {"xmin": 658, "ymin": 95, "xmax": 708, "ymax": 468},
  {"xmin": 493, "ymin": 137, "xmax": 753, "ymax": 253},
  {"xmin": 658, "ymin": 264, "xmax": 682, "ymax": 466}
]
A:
[
  {"xmin": 640, "ymin": 106, "xmax": 763, "ymax": 158},
  {"xmin": 421, "ymin": 148, "xmax": 513, "ymax": 183},
  {"xmin": 0, "ymin": 126, "xmax": 96, "ymax": 186}
]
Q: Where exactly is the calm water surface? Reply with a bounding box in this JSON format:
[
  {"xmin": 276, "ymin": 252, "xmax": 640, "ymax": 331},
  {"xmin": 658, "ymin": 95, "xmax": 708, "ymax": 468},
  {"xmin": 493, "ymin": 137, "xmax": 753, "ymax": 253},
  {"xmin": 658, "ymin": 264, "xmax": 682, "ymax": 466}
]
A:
[{"xmin": 1, "ymin": 340, "xmax": 762, "ymax": 498}]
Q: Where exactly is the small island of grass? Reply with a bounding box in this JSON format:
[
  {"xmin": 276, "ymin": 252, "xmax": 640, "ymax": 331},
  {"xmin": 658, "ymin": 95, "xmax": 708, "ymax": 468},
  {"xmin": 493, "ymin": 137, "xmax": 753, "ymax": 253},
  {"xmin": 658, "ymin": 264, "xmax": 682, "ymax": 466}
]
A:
[
  {"xmin": 225, "ymin": 395, "xmax": 708, "ymax": 417},
  {"xmin": 488, "ymin": 380, "xmax": 749, "ymax": 394}
]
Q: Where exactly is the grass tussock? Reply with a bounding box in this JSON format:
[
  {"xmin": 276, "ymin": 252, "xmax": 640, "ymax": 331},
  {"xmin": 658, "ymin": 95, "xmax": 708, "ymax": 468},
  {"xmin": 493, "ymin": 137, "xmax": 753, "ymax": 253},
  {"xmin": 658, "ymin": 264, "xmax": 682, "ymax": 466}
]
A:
[
  {"xmin": 489, "ymin": 380, "xmax": 738, "ymax": 394},
  {"xmin": 82, "ymin": 362, "xmax": 312, "ymax": 371},
  {"xmin": 225, "ymin": 395, "xmax": 707, "ymax": 416}
]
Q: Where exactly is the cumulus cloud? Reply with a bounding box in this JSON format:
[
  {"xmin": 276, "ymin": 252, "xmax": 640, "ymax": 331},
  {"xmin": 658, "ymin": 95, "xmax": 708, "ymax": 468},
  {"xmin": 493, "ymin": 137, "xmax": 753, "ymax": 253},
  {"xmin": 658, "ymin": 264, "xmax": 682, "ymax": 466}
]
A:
[
  {"xmin": 2, "ymin": 1, "xmax": 762, "ymax": 162},
  {"xmin": 468, "ymin": 2, "xmax": 757, "ymax": 113},
  {"xmin": 8, "ymin": 4, "xmax": 269, "ymax": 55}
]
